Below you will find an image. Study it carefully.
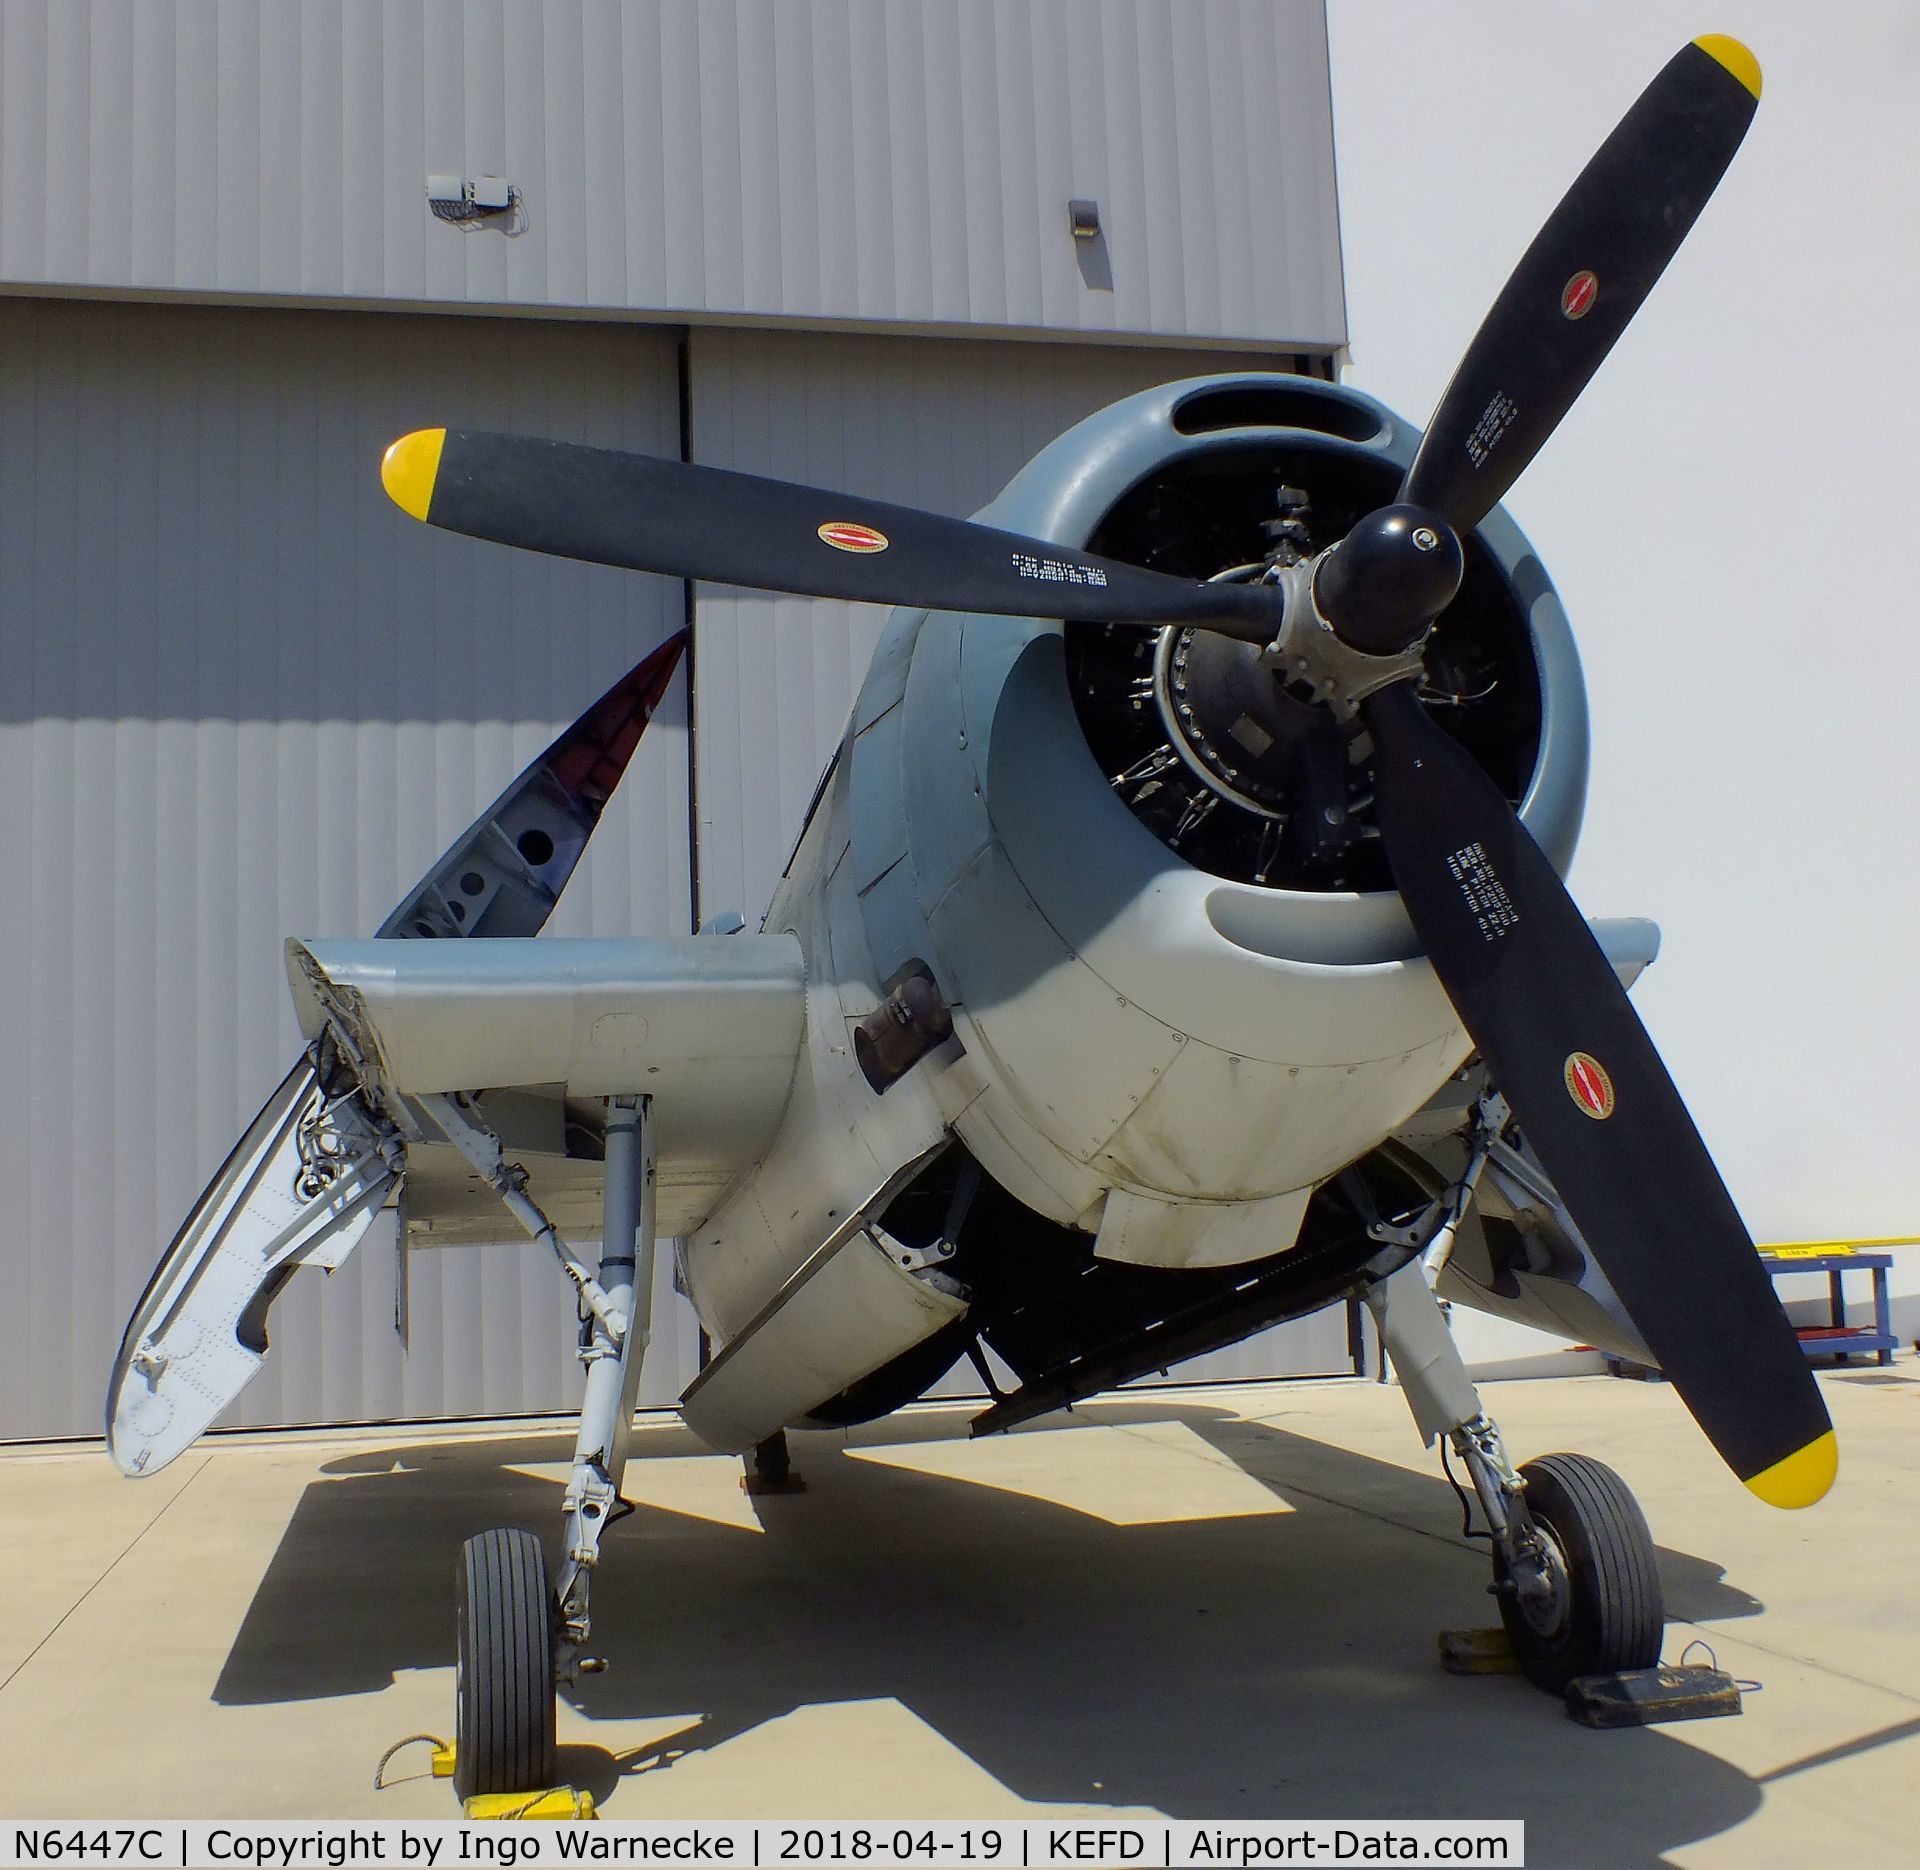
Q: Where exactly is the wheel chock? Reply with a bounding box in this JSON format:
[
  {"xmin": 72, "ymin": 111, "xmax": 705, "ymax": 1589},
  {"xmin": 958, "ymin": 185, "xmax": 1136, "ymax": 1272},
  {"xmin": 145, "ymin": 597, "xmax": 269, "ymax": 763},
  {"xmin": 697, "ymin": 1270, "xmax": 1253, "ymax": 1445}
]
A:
[
  {"xmin": 377, "ymin": 1736, "xmax": 595, "ymax": 1816},
  {"xmin": 1438, "ymin": 1626, "xmax": 1521, "ymax": 1674},
  {"xmin": 463, "ymin": 1788, "xmax": 598, "ymax": 1820},
  {"xmin": 372, "ymin": 1734, "xmax": 459, "ymax": 1789},
  {"xmin": 1565, "ymin": 1665, "xmax": 1742, "ymax": 1728},
  {"xmin": 739, "ymin": 1471, "xmax": 808, "ymax": 1496}
]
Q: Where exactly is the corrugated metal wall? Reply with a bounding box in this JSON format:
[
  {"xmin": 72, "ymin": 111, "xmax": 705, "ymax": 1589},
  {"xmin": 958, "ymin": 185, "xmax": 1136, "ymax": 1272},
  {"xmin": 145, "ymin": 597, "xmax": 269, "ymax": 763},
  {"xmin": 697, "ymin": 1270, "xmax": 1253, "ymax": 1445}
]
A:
[
  {"xmin": 0, "ymin": 295, "xmax": 697, "ymax": 1439},
  {"xmin": 1, "ymin": 308, "xmax": 1348, "ymax": 1444},
  {"xmin": 0, "ymin": 0, "xmax": 1345, "ymax": 350},
  {"xmin": 1, "ymin": 0, "xmax": 1357, "ymax": 1437},
  {"xmin": 688, "ymin": 326, "xmax": 1351, "ymax": 1385}
]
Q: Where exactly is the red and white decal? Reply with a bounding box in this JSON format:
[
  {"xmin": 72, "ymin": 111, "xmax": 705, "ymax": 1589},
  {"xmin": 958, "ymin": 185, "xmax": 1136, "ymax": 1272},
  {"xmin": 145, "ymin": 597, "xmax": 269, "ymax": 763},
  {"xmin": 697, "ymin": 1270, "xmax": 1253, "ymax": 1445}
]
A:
[
  {"xmin": 1564, "ymin": 1051, "xmax": 1615, "ymax": 1120},
  {"xmin": 818, "ymin": 520, "xmax": 889, "ymax": 554},
  {"xmin": 1561, "ymin": 270, "xmax": 1599, "ymax": 320}
]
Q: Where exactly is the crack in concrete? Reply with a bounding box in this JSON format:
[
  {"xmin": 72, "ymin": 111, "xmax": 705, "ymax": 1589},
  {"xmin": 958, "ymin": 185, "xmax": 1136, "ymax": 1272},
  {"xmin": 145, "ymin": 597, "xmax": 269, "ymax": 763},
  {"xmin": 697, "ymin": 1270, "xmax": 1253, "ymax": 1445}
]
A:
[{"xmin": 0, "ymin": 1453, "xmax": 211, "ymax": 1700}]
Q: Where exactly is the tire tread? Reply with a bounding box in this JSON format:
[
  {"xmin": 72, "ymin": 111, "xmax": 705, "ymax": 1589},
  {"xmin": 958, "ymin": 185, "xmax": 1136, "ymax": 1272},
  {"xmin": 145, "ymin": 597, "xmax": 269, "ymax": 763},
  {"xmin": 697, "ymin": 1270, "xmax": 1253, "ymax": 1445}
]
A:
[{"xmin": 455, "ymin": 1527, "xmax": 557, "ymax": 1800}]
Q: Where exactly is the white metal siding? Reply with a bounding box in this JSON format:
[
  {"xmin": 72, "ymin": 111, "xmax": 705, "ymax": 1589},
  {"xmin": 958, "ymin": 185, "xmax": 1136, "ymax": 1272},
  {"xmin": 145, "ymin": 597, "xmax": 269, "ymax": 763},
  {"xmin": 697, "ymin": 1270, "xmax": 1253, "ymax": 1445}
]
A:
[
  {"xmin": 0, "ymin": 295, "xmax": 695, "ymax": 1439},
  {"xmin": 686, "ymin": 325, "xmax": 1351, "ymax": 1385},
  {"xmin": 0, "ymin": 0, "xmax": 1346, "ymax": 350}
]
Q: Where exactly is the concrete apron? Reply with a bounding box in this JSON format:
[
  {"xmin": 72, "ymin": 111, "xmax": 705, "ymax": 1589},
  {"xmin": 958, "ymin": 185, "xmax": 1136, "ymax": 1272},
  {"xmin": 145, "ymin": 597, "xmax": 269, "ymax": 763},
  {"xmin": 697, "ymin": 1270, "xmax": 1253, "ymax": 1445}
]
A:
[{"xmin": 2, "ymin": 1369, "xmax": 1917, "ymax": 1868}]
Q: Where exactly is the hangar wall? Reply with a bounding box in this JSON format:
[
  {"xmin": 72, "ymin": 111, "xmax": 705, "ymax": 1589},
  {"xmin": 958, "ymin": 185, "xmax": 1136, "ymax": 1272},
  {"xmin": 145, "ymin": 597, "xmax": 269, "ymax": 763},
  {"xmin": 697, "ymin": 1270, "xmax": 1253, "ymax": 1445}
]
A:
[
  {"xmin": 689, "ymin": 327, "xmax": 1307, "ymax": 923},
  {"xmin": 0, "ymin": 312, "xmax": 1345, "ymax": 1443},
  {"xmin": 0, "ymin": 0, "xmax": 1345, "ymax": 350},
  {"xmin": 0, "ymin": 296, "xmax": 696, "ymax": 1439},
  {"xmin": 1327, "ymin": 0, "xmax": 1920, "ymax": 1365},
  {"xmin": 0, "ymin": 0, "xmax": 1351, "ymax": 1441}
]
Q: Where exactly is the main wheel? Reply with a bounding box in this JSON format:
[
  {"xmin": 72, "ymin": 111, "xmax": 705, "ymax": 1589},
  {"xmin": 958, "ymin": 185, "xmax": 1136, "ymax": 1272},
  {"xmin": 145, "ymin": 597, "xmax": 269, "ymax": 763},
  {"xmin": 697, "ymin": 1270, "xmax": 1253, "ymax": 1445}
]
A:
[
  {"xmin": 454, "ymin": 1527, "xmax": 558, "ymax": 1801},
  {"xmin": 1495, "ymin": 1453, "xmax": 1663, "ymax": 1693}
]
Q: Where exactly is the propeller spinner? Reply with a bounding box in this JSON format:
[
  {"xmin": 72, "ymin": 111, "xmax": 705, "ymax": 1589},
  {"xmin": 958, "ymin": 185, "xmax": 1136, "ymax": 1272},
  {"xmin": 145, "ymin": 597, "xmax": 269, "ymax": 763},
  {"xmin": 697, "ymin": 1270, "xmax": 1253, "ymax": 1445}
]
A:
[{"xmin": 378, "ymin": 34, "xmax": 1833, "ymax": 1507}]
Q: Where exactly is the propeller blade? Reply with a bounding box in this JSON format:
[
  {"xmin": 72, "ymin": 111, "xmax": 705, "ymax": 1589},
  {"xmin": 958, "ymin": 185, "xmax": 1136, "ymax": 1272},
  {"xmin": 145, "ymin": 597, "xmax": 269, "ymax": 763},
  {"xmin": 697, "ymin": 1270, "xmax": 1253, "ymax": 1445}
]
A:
[
  {"xmin": 1402, "ymin": 36, "xmax": 1761, "ymax": 530},
  {"xmin": 1360, "ymin": 679, "xmax": 1834, "ymax": 1508},
  {"xmin": 381, "ymin": 428, "xmax": 1283, "ymax": 642}
]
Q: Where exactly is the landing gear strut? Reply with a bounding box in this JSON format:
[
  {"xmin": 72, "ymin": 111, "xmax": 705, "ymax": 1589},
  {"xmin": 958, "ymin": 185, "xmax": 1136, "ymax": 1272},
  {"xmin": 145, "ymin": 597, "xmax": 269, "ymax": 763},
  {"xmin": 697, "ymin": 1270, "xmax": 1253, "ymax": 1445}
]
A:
[
  {"xmin": 435, "ymin": 1093, "xmax": 657, "ymax": 1798},
  {"xmin": 1366, "ymin": 1258, "xmax": 1664, "ymax": 1698}
]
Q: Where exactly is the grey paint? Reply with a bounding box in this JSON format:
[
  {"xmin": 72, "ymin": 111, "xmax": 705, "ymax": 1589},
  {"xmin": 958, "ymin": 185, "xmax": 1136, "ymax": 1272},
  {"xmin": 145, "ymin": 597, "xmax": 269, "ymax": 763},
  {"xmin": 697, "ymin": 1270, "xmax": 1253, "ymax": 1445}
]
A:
[
  {"xmin": 974, "ymin": 374, "xmax": 1589, "ymax": 885},
  {"xmin": 0, "ymin": 0, "xmax": 1345, "ymax": 351},
  {"xmin": 0, "ymin": 4, "xmax": 1356, "ymax": 1442},
  {"xmin": 689, "ymin": 328, "xmax": 1353, "ymax": 1386},
  {"xmin": 289, "ymin": 933, "xmax": 809, "ymax": 1235},
  {"xmin": 0, "ymin": 295, "xmax": 695, "ymax": 1439}
]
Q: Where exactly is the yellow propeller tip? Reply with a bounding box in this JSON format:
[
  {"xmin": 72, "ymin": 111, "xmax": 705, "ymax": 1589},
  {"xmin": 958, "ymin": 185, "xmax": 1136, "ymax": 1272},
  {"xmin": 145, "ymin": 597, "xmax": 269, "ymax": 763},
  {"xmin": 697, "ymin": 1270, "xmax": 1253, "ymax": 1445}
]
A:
[
  {"xmin": 1693, "ymin": 35, "xmax": 1762, "ymax": 101},
  {"xmin": 1744, "ymin": 1428, "xmax": 1836, "ymax": 1509},
  {"xmin": 381, "ymin": 428, "xmax": 446, "ymax": 522}
]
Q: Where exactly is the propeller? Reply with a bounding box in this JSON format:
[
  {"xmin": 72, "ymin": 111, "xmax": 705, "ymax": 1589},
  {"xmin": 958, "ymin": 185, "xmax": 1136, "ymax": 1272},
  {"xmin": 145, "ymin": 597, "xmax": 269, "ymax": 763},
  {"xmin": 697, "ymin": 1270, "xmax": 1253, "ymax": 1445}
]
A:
[
  {"xmin": 1361, "ymin": 681, "xmax": 1834, "ymax": 1508},
  {"xmin": 378, "ymin": 34, "xmax": 1834, "ymax": 1505},
  {"xmin": 1333, "ymin": 36, "xmax": 1834, "ymax": 1509},
  {"xmin": 379, "ymin": 428, "xmax": 1283, "ymax": 643}
]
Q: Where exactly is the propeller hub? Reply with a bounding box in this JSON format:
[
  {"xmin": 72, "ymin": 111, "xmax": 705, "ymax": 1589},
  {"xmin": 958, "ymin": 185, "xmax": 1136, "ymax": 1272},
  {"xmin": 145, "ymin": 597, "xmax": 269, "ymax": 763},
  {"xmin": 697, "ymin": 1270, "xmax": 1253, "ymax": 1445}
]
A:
[{"xmin": 1312, "ymin": 504, "xmax": 1464, "ymax": 656}]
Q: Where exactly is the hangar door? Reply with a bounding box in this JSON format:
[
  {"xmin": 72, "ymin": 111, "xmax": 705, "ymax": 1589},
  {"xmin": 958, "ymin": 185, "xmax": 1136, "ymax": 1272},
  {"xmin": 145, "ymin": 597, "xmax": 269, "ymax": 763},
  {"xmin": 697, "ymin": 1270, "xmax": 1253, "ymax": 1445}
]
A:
[
  {"xmin": 0, "ymin": 296, "xmax": 697, "ymax": 1440},
  {"xmin": 1, "ymin": 304, "xmax": 1351, "ymax": 1445},
  {"xmin": 688, "ymin": 328, "xmax": 1355, "ymax": 1388}
]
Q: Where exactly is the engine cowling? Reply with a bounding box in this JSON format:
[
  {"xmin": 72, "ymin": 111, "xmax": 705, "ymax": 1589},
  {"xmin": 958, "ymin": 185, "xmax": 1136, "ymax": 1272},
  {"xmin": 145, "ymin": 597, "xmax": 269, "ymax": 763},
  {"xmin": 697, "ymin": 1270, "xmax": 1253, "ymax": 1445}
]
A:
[
  {"xmin": 1010, "ymin": 374, "xmax": 1586, "ymax": 893},
  {"xmin": 848, "ymin": 374, "xmax": 1593, "ymax": 1255},
  {"xmin": 680, "ymin": 374, "xmax": 1604, "ymax": 1432}
]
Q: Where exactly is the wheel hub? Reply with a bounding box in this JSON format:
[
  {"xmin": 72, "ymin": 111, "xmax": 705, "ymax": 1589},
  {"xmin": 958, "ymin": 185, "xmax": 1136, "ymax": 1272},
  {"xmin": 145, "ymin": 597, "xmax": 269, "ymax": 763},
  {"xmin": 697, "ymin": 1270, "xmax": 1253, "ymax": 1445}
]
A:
[{"xmin": 1512, "ymin": 1518, "xmax": 1574, "ymax": 1638}]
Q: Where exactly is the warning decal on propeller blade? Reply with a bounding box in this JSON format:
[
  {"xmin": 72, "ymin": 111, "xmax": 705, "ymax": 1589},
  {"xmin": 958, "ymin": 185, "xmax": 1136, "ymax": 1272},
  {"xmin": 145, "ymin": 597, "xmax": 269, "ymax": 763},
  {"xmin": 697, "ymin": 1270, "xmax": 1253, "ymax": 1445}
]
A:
[
  {"xmin": 1564, "ymin": 1051, "xmax": 1615, "ymax": 1120},
  {"xmin": 1446, "ymin": 841, "xmax": 1520, "ymax": 943},
  {"xmin": 818, "ymin": 521, "xmax": 890, "ymax": 554},
  {"xmin": 1464, "ymin": 392, "xmax": 1518, "ymax": 469},
  {"xmin": 1561, "ymin": 270, "xmax": 1599, "ymax": 319}
]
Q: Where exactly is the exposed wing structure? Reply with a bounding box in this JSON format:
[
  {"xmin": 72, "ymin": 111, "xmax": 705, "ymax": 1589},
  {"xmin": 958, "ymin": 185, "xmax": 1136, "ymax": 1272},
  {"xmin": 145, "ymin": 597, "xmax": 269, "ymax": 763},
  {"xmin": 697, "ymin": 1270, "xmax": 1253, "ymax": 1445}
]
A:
[
  {"xmin": 106, "ymin": 637, "xmax": 688, "ymax": 1475},
  {"xmin": 376, "ymin": 633, "xmax": 686, "ymax": 941}
]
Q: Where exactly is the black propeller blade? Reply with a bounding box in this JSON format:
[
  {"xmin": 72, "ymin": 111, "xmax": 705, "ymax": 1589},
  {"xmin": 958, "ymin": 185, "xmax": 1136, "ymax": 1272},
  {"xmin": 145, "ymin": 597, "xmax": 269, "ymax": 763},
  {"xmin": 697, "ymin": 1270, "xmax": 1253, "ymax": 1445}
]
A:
[
  {"xmin": 1402, "ymin": 35, "xmax": 1762, "ymax": 531},
  {"xmin": 1361, "ymin": 682, "xmax": 1834, "ymax": 1507},
  {"xmin": 381, "ymin": 428, "xmax": 1283, "ymax": 643},
  {"xmin": 1308, "ymin": 37, "xmax": 1832, "ymax": 1505}
]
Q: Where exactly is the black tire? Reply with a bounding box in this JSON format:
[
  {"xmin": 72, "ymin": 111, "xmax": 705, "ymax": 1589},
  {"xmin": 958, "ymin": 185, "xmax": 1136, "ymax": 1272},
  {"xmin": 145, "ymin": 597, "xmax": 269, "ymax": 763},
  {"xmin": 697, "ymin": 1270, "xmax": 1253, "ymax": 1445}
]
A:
[
  {"xmin": 454, "ymin": 1528, "xmax": 557, "ymax": 1801},
  {"xmin": 1496, "ymin": 1453, "xmax": 1663, "ymax": 1693}
]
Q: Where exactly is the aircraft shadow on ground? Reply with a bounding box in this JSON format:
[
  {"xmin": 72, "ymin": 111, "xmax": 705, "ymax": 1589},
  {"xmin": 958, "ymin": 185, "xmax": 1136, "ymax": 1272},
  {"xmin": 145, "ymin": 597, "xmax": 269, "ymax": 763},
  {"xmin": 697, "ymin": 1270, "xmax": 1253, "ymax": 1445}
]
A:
[{"xmin": 215, "ymin": 1400, "xmax": 1764, "ymax": 1866}]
